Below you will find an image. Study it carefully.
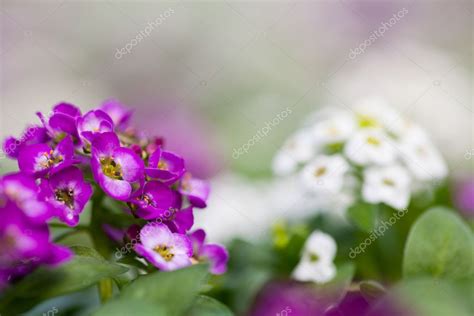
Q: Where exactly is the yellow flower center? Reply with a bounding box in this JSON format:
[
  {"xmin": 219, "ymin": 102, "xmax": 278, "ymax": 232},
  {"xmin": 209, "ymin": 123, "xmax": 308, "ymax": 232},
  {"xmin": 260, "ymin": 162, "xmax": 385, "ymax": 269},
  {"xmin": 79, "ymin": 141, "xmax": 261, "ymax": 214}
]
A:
[
  {"xmin": 101, "ymin": 157, "xmax": 123, "ymax": 180},
  {"xmin": 153, "ymin": 244, "xmax": 174, "ymax": 262},
  {"xmin": 55, "ymin": 188, "xmax": 75, "ymax": 209},
  {"xmin": 41, "ymin": 150, "xmax": 64, "ymax": 168},
  {"xmin": 383, "ymin": 178, "xmax": 395, "ymax": 186},
  {"xmin": 357, "ymin": 114, "xmax": 380, "ymax": 128},
  {"xmin": 366, "ymin": 136, "xmax": 381, "ymax": 146},
  {"xmin": 314, "ymin": 166, "xmax": 327, "ymax": 177}
]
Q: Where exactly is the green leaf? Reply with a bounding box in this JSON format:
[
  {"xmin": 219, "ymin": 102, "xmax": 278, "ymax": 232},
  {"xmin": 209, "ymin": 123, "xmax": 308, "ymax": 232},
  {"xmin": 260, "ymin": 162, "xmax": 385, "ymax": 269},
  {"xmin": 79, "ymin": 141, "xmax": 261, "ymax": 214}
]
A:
[
  {"xmin": 0, "ymin": 246, "xmax": 128, "ymax": 314},
  {"xmin": 188, "ymin": 295, "xmax": 234, "ymax": 316},
  {"xmin": 403, "ymin": 207, "xmax": 474, "ymax": 280},
  {"xmin": 369, "ymin": 278, "xmax": 471, "ymax": 316},
  {"xmin": 93, "ymin": 299, "xmax": 167, "ymax": 316},
  {"xmin": 118, "ymin": 264, "xmax": 209, "ymax": 316},
  {"xmin": 347, "ymin": 202, "xmax": 378, "ymax": 232}
]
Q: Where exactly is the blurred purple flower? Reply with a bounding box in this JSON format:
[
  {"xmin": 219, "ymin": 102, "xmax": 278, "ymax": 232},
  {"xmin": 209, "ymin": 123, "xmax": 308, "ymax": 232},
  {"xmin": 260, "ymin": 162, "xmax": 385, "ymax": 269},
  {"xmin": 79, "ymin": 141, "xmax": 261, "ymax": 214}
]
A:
[
  {"xmin": 0, "ymin": 173, "xmax": 72, "ymax": 289},
  {"xmin": 250, "ymin": 280, "xmax": 327, "ymax": 316},
  {"xmin": 179, "ymin": 173, "xmax": 210, "ymax": 208},
  {"xmin": 40, "ymin": 167, "xmax": 93, "ymax": 227},
  {"xmin": 455, "ymin": 178, "xmax": 474, "ymax": 218},
  {"xmin": 0, "ymin": 173, "xmax": 53, "ymax": 223},
  {"xmin": 136, "ymin": 105, "xmax": 223, "ymax": 178},
  {"xmin": 100, "ymin": 99, "xmax": 133, "ymax": 131}
]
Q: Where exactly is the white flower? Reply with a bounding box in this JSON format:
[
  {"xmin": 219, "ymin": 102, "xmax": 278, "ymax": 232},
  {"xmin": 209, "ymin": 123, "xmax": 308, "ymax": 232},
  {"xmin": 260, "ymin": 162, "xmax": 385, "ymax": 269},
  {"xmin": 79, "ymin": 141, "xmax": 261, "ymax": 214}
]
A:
[
  {"xmin": 272, "ymin": 130, "xmax": 314, "ymax": 176},
  {"xmin": 344, "ymin": 129, "xmax": 396, "ymax": 166},
  {"xmin": 292, "ymin": 230, "xmax": 337, "ymax": 284},
  {"xmin": 312, "ymin": 114, "xmax": 356, "ymax": 146},
  {"xmin": 398, "ymin": 129, "xmax": 448, "ymax": 181},
  {"xmin": 301, "ymin": 155, "xmax": 350, "ymax": 194},
  {"xmin": 353, "ymin": 96, "xmax": 402, "ymax": 132},
  {"xmin": 362, "ymin": 165, "xmax": 411, "ymax": 210}
]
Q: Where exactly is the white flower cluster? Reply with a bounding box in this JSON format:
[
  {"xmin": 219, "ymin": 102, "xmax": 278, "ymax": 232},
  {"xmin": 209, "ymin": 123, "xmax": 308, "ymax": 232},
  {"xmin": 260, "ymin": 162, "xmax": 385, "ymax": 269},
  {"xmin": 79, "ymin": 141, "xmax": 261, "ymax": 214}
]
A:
[{"xmin": 273, "ymin": 97, "xmax": 448, "ymax": 211}]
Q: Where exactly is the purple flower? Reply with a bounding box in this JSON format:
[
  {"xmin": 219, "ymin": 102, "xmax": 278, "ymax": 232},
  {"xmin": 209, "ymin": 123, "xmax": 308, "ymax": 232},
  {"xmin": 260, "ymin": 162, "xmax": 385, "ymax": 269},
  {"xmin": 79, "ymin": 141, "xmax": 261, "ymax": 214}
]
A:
[
  {"xmin": 18, "ymin": 136, "xmax": 75, "ymax": 177},
  {"xmin": 250, "ymin": 280, "xmax": 327, "ymax": 316},
  {"xmin": 40, "ymin": 167, "xmax": 93, "ymax": 226},
  {"xmin": 145, "ymin": 148, "xmax": 185, "ymax": 184},
  {"xmin": 190, "ymin": 229, "xmax": 228, "ymax": 275},
  {"xmin": 0, "ymin": 201, "xmax": 72, "ymax": 288},
  {"xmin": 131, "ymin": 180, "xmax": 181, "ymax": 220},
  {"xmin": 2, "ymin": 125, "xmax": 49, "ymax": 159},
  {"xmin": 0, "ymin": 173, "xmax": 53, "ymax": 223},
  {"xmin": 91, "ymin": 132, "xmax": 144, "ymax": 200},
  {"xmin": 37, "ymin": 102, "xmax": 81, "ymax": 142},
  {"xmin": 77, "ymin": 109, "xmax": 114, "ymax": 144},
  {"xmin": 100, "ymin": 99, "xmax": 133, "ymax": 131},
  {"xmin": 179, "ymin": 173, "xmax": 210, "ymax": 208},
  {"xmin": 134, "ymin": 223, "xmax": 193, "ymax": 271},
  {"xmin": 455, "ymin": 178, "xmax": 474, "ymax": 218}
]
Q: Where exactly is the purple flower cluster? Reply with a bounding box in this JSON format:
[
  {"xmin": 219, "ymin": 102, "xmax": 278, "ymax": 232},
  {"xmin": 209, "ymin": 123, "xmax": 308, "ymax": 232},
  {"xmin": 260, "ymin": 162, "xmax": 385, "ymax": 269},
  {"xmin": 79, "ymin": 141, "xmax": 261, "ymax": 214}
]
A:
[{"xmin": 1, "ymin": 99, "xmax": 228, "ymax": 289}]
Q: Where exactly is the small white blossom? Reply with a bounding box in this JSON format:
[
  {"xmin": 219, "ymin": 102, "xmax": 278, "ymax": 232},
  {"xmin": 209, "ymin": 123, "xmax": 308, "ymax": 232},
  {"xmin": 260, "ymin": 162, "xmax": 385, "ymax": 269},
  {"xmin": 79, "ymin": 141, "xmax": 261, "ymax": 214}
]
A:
[
  {"xmin": 312, "ymin": 114, "xmax": 356, "ymax": 147},
  {"xmin": 398, "ymin": 130, "xmax": 448, "ymax": 181},
  {"xmin": 301, "ymin": 155, "xmax": 350, "ymax": 194},
  {"xmin": 362, "ymin": 165, "xmax": 411, "ymax": 210},
  {"xmin": 292, "ymin": 231, "xmax": 337, "ymax": 284},
  {"xmin": 272, "ymin": 130, "xmax": 314, "ymax": 176},
  {"xmin": 354, "ymin": 96, "xmax": 402, "ymax": 131},
  {"xmin": 344, "ymin": 129, "xmax": 396, "ymax": 166}
]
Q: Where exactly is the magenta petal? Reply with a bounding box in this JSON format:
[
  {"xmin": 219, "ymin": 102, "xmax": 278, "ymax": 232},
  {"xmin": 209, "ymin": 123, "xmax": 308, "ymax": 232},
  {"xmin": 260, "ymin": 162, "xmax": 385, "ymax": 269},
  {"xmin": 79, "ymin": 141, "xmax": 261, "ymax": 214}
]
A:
[
  {"xmin": 45, "ymin": 244, "xmax": 73, "ymax": 266},
  {"xmin": 102, "ymin": 175, "xmax": 132, "ymax": 201},
  {"xmin": 190, "ymin": 229, "xmax": 206, "ymax": 253},
  {"xmin": 18, "ymin": 143, "xmax": 51, "ymax": 175},
  {"xmin": 167, "ymin": 207, "xmax": 194, "ymax": 234},
  {"xmin": 180, "ymin": 177, "xmax": 210, "ymax": 208},
  {"xmin": 49, "ymin": 113, "xmax": 78, "ymax": 136},
  {"xmin": 113, "ymin": 147, "xmax": 144, "ymax": 182},
  {"xmin": 201, "ymin": 243, "xmax": 229, "ymax": 275},
  {"xmin": 91, "ymin": 132, "xmax": 120, "ymax": 158},
  {"xmin": 100, "ymin": 99, "xmax": 133, "ymax": 130},
  {"xmin": 53, "ymin": 102, "xmax": 81, "ymax": 118}
]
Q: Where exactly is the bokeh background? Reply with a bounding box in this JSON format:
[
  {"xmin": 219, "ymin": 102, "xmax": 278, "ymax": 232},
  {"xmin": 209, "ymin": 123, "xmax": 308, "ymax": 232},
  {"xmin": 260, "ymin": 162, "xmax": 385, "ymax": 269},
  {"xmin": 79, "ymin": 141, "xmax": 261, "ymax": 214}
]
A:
[{"xmin": 1, "ymin": 0, "xmax": 472, "ymax": 241}]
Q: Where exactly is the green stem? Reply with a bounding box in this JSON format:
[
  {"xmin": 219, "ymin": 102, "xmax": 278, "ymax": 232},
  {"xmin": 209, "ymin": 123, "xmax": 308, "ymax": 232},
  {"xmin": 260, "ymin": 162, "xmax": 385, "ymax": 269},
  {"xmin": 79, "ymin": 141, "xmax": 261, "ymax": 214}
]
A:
[
  {"xmin": 89, "ymin": 191, "xmax": 113, "ymax": 258},
  {"xmin": 98, "ymin": 278, "xmax": 114, "ymax": 303}
]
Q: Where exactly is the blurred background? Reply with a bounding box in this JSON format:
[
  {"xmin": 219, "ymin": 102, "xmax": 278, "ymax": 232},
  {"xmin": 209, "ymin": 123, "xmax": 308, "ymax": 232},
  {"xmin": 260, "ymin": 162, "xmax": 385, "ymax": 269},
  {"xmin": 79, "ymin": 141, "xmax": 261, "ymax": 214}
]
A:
[{"xmin": 1, "ymin": 0, "xmax": 472, "ymax": 241}]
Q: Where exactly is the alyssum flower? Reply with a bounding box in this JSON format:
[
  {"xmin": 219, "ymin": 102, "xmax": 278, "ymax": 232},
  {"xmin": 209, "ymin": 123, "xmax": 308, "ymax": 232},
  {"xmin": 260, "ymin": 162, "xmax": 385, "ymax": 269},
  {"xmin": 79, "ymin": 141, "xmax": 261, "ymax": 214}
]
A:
[
  {"xmin": 1, "ymin": 99, "xmax": 227, "ymax": 290},
  {"xmin": 273, "ymin": 97, "xmax": 447, "ymax": 211},
  {"xmin": 292, "ymin": 230, "xmax": 337, "ymax": 284}
]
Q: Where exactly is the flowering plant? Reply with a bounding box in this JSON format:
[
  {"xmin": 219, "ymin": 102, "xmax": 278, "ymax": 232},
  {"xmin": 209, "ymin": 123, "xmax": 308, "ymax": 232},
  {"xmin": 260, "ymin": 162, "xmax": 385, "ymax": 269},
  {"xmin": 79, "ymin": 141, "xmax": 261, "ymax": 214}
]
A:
[{"xmin": 0, "ymin": 100, "xmax": 229, "ymax": 315}]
